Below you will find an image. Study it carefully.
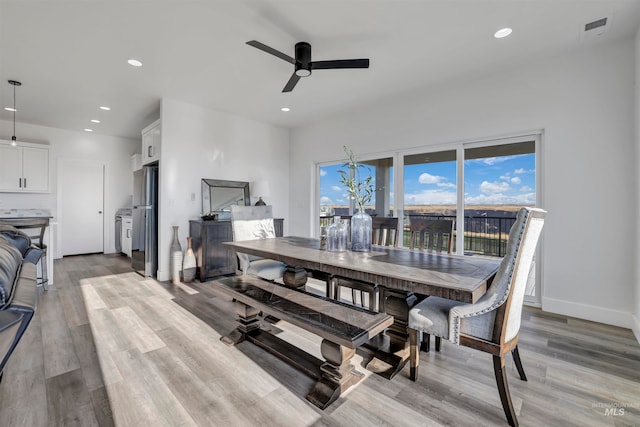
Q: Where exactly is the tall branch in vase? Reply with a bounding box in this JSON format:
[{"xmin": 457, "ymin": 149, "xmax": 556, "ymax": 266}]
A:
[
  {"xmin": 338, "ymin": 146, "xmax": 374, "ymax": 251},
  {"xmin": 338, "ymin": 146, "xmax": 374, "ymax": 213}
]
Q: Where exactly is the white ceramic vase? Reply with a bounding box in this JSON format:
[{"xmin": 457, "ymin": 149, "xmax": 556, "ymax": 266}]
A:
[
  {"xmin": 170, "ymin": 226, "xmax": 183, "ymax": 284},
  {"xmin": 182, "ymin": 237, "xmax": 196, "ymax": 283}
]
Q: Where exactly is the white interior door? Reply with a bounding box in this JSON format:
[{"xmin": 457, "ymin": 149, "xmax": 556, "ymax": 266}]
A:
[{"xmin": 60, "ymin": 159, "xmax": 104, "ymax": 256}]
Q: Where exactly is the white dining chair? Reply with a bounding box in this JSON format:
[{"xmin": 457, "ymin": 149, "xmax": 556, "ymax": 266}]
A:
[
  {"xmin": 230, "ymin": 205, "xmax": 286, "ymax": 281},
  {"xmin": 408, "ymin": 207, "xmax": 546, "ymax": 427}
]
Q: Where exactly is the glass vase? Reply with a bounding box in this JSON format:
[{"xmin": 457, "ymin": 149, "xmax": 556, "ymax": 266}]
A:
[
  {"xmin": 351, "ymin": 209, "xmax": 372, "ymax": 252},
  {"xmin": 326, "ymin": 216, "xmax": 347, "ymax": 252}
]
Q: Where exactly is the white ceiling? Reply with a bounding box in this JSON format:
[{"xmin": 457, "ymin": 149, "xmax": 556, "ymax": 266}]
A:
[{"xmin": 1, "ymin": 0, "xmax": 639, "ymax": 140}]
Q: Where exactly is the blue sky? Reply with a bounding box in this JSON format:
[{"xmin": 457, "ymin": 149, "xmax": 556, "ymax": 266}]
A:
[{"xmin": 320, "ymin": 153, "xmax": 535, "ymax": 206}]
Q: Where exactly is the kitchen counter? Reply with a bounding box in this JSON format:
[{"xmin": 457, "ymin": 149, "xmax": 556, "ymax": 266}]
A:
[{"xmin": 0, "ymin": 208, "xmax": 53, "ymax": 219}]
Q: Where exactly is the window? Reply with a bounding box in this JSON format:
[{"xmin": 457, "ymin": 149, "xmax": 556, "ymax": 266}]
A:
[
  {"xmin": 463, "ymin": 141, "xmax": 536, "ymax": 256},
  {"xmin": 403, "ymin": 150, "xmax": 457, "ymax": 248},
  {"xmin": 319, "ymin": 156, "xmax": 394, "ymax": 231}
]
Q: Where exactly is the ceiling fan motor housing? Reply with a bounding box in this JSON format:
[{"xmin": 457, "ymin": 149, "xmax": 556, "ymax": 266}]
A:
[{"xmin": 295, "ymin": 42, "xmax": 312, "ymax": 77}]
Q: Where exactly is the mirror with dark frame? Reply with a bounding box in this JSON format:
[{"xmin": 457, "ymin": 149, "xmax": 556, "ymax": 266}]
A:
[{"xmin": 201, "ymin": 179, "xmax": 251, "ymax": 220}]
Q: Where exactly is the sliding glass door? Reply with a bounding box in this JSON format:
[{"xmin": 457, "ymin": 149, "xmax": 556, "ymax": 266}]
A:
[{"xmin": 316, "ymin": 134, "xmax": 541, "ymax": 300}]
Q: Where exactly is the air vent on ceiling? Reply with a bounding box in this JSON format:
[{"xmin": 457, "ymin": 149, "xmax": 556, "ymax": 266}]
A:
[
  {"xmin": 580, "ymin": 16, "xmax": 611, "ymax": 41},
  {"xmin": 585, "ymin": 17, "xmax": 607, "ymax": 32}
]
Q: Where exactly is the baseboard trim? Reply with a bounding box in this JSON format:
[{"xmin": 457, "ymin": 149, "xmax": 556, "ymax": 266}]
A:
[
  {"xmin": 632, "ymin": 314, "xmax": 640, "ymax": 344},
  {"xmin": 156, "ymin": 269, "xmax": 170, "ymax": 282},
  {"xmin": 541, "ymin": 296, "xmax": 633, "ymax": 330}
]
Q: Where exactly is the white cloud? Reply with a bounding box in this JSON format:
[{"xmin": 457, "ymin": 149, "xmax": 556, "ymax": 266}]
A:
[
  {"xmin": 500, "ymin": 174, "xmax": 511, "ymax": 180},
  {"xmin": 404, "ymin": 189, "xmax": 456, "ymax": 205},
  {"xmin": 481, "ymin": 156, "xmax": 516, "ymax": 166},
  {"xmin": 418, "ymin": 172, "xmax": 444, "ymax": 184},
  {"xmin": 437, "ymin": 182, "xmax": 456, "ymax": 189},
  {"xmin": 480, "ymin": 181, "xmax": 511, "ymax": 194},
  {"xmin": 520, "ymin": 185, "xmax": 533, "ymax": 192},
  {"xmin": 320, "ymin": 196, "xmax": 332, "ymax": 205},
  {"xmin": 510, "ymin": 177, "xmax": 522, "ymax": 185},
  {"xmin": 331, "ymin": 185, "xmax": 342, "ymax": 192},
  {"xmin": 319, "ymin": 169, "xmax": 327, "ymax": 177}
]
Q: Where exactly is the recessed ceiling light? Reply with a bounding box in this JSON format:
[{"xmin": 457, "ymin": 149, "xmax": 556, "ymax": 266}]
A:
[
  {"xmin": 91, "ymin": 119, "xmax": 100, "ymax": 123},
  {"xmin": 84, "ymin": 128, "xmax": 93, "ymax": 132},
  {"xmin": 281, "ymin": 107, "xmax": 291, "ymax": 112},
  {"xmin": 99, "ymin": 106, "xmax": 111, "ymax": 111},
  {"xmin": 494, "ymin": 28, "xmax": 513, "ymax": 38},
  {"xmin": 127, "ymin": 59, "xmax": 143, "ymax": 67},
  {"xmin": 4, "ymin": 107, "xmax": 16, "ymax": 112}
]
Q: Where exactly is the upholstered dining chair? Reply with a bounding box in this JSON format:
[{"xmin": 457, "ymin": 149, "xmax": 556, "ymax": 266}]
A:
[
  {"xmin": 230, "ymin": 205, "xmax": 286, "ymax": 281},
  {"xmin": 333, "ymin": 217, "xmax": 399, "ymax": 311},
  {"xmin": 407, "ymin": 207, "xmax": 545, "ymax": 427},
  {"xmin": 403, "ymin": 217, "xmax": 453, "ymax": 347}
]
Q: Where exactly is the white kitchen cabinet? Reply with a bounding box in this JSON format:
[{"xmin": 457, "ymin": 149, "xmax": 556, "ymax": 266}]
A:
[
  {"xmin": 141, "ymin": 119, "xmax": 160, "ymax": 165},
  {"xmin": 121, "ymin": 216, "xmax": 132, "ymax": 257},
  {"xmin": 131, "ymin": 153, "xmax": 142, "ymax": 172},
  {"xmin": 0, "ymin": 141, "xmax": 49, "ymax": 193}
]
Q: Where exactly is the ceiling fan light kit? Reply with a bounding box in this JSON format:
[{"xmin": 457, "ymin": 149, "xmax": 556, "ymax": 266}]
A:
[{"xmin": 246, "ymin": 40, "xmax": 369, "ymax": 92}]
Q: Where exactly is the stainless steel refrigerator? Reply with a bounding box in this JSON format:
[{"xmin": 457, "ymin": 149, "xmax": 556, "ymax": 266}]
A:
[{"xmin": 132, "ymin": 165, "xmax": 158, "ymax": 277}]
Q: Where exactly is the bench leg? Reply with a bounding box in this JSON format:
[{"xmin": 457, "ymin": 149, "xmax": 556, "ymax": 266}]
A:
[
  {"xmin": 306, "ymin": 340, "xmax": 363, "ymax": 409},
  {"xmin": 220, "ymin": 301, "xmax": 261, "ymax": 346},
  {"xmin": 283, "ymin": 266, "xmax": 308, "ymax": 289}
]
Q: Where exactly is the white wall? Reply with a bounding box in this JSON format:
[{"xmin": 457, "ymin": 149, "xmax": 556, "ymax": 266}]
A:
[
  {"xmin": 634, "ymin": 27, "xmax": 640, "ymax": 342},
  {"xmin": 0, "ymin": 120, "xmax": 139, "ymax": 255},
  {"xmin": 157, "ymin": 98, "xmax": 290, "ymax": 281},
  {"xmin": 290, "ymin": 38, "xmax": 636, "ymax": 330}
]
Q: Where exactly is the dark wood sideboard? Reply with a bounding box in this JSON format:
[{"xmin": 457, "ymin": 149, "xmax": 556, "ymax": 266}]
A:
[{"xmin": 189, "ymin": 219, "xmax": 284, "ymax": 281}]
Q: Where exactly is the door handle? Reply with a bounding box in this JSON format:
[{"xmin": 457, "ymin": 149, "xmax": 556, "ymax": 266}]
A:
[
  {"xmin": 148, "ymin": 146, "xmax": 153, "ymax": 158},
  {"xmin": 98, "ymin": 211, "xmax": 103, "ymax": 214},
  {"xmin": 24, "ymin": 178, "xmax": 26, "ymax": 188},
  {"xmin": 18, "ymin": 178, "xmax": 21, "ymax": 188},
  {"xmin": 126, "ymin": 229, "xmax": 131, "ymax": 238}
]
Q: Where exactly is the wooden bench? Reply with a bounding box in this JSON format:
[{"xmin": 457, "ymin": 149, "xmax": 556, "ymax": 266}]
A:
[{"xmin": 213, "ymin": 275, "xmax": 394, "ymax": 409}]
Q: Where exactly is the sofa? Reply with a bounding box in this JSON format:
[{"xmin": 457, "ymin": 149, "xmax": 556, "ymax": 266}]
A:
[{"xmin": 0, "ymin": 224, "xmax": 41, "ymax": 381}]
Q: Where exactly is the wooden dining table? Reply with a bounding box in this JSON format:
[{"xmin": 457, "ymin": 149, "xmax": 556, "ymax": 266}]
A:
[{"xmin": 223, "ymin": 236, "xmax": 501, "ymax": 378}]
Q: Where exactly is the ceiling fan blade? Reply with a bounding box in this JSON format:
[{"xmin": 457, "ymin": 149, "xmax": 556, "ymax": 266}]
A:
[
  {"xmin": 311, "ymin": 59, "xmax": 369, "ymax": 70},
  {"xmin": 246, "ymin": 40, "xmax": 296, "ymax": 64},
  {"xmin": 282, "ymin": 72, "xmax": 301, "ymax": 92}
]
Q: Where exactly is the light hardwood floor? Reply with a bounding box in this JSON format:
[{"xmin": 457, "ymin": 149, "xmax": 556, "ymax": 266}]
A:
[{"xmin": 0, "ymin": 254, "xmax": 639, "ymax": 426}]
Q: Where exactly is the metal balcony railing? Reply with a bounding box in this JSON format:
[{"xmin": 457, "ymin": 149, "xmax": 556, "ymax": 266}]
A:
[{"xmin": 319, "ymin": 211, "xmax": 518, "ymax": 258}]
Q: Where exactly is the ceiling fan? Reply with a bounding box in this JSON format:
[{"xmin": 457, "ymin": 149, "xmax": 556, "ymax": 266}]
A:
[{"xmin": 246, "ymin": 40, "xmax": 369, "ymax": 92}]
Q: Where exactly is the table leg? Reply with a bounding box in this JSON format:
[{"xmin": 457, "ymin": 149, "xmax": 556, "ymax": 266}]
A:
[
  {"xmin": 307, "ymin": 339, "xmax": 363, "ymax": 409},
  {"xmin": 220, "ymin": 300, "xmax": 261, "ymax": 346},
  {"xmin": 365, "ymin": 289, "xmax": 417, "ymax": 379}
]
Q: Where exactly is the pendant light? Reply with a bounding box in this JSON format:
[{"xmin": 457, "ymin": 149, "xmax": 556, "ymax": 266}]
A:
[{"xmin": 8, "ymin": 80, "xmax": 21, "ymax": 146}]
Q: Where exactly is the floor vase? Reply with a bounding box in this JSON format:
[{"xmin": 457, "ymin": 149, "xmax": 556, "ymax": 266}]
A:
[
  {"xmin": 182, "ymin": 237, "xmax": 196, "ymax": 283},
  {"xmin": 170, "ymin": 226, "xmax": 183, "ymax": 284}
]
